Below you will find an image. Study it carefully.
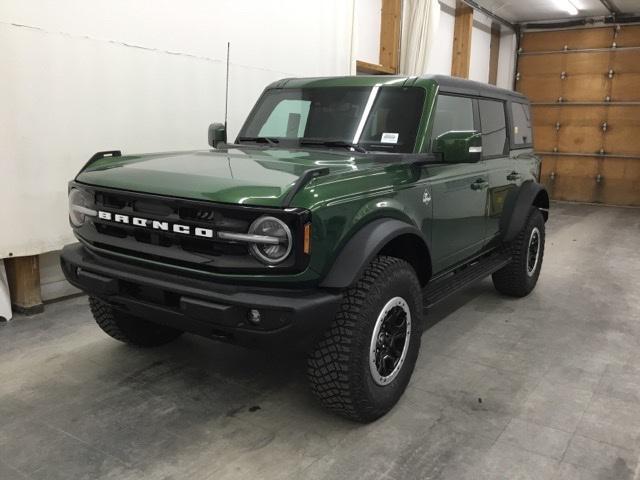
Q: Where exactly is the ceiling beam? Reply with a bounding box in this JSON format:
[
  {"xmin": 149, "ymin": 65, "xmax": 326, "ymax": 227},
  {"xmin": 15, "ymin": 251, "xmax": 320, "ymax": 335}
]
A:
[
  {"xmin": 599, "ymin": 0, "xmax": 622, "ymax": 16},
  {"xmin": 459, "ymin": 0, "xmax": 517, "ymax": 32}
]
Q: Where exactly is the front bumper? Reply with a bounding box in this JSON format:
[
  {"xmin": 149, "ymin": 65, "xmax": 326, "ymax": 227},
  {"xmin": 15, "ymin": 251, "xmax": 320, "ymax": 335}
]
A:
[{"xmin": 60, "ymin": 243, "xmax": 341, "ymax": 351}]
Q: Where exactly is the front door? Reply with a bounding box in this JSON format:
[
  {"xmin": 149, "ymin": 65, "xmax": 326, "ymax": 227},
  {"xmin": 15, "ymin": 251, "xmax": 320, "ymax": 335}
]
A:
[{"xmin": 427, "ymin": 94, "xmax": 489, "ymax": 274}]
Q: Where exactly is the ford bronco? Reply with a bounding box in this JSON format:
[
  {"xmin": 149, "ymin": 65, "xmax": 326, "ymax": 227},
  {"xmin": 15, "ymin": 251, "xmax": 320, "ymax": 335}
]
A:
[{"xmin": 61, "ymin": 75, "xmax": 549, "ymax": 422}]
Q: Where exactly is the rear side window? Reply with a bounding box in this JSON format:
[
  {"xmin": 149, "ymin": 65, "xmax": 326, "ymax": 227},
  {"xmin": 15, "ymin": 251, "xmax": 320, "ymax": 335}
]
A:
[
  {"xmin": 430, "ymin": 95, "xmax": 475, "ymax": 148},
  {"xmin": 511, "ymin": 102, "xmax": 532, "ymax": 146},
  {"xmin": 478, "ymin": 99, "xmax": 508, "ymax": 157}
]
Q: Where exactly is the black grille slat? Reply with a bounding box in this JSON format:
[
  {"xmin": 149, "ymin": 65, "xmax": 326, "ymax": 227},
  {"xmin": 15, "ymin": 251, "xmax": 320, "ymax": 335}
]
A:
[
  {"xmin": 133, "ymin": 200, "xmax": 173, "ymax": 217},
  {"xmin": 96, "ymin": 224, "xmax": 128, "ymax": 238}
]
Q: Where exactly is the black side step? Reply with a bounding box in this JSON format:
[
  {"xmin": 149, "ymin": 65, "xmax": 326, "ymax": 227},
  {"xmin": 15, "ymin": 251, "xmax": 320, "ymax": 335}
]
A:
[{"xmin": 423, "ymin": 253, "xmax": 512, "ymax": 308}]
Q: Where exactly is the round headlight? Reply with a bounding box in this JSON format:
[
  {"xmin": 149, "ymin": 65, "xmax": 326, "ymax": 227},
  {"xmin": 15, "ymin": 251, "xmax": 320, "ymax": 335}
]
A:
[
  {"xmin": 248, "ymin": 216, "xmax": 292, "ymax": 265},
  {"xmin": 68, "ymin": 188, "xmax": 96, "ymax": 227}
]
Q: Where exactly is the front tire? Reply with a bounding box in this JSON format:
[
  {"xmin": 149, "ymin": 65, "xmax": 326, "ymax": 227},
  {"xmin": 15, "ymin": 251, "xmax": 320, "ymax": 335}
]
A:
[
  {"xmin": 89, "ymin": 296, "xmax": 183, "ymax": 347},
  {"xmin": 307, "ymin": 256, "xmax": 423, "ymax": 423},
  {"xmin": 492, "ymin": 207, "xmax": 545, "ymax": 297}
]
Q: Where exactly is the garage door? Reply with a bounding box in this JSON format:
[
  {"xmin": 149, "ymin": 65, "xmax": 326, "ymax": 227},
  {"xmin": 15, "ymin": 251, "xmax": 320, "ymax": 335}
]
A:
[{"xmin": 516, "ymin": 25, "xmax": 640, "ymax": 206}]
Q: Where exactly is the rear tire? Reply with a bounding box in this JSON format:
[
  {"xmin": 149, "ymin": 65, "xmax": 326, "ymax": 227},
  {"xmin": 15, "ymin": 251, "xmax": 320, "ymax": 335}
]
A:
[
  {"xmin": 307, "ymin": 256, "xmax": 423, "ymax": 423},
  {"xmin": 492, "ymin": 207, "xmax": 545, "ymax": 297},
  {"xmin": 89, "ymin": 296, "xmax": 183, "ymax": 347}
]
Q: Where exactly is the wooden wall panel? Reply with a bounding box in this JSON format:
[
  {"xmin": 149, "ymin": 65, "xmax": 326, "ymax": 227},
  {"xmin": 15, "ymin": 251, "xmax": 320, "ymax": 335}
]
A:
[
  {"xmin": 534, "ymin": 126, "xmax": 557, "ymax": 152},
  {"xmin": 540, "ymin": 155, "xmax": 600, "ymax": 202},
  {"xmin": 518, "ymin": 77, "xmax": 562, "ymax": 102},
  {"xmin": 611, "ymin": 74, "xmax": 640, "ymax": 101},
  {"xmin": 563, "ymin": 75, "xmax": 609, "ymax": 102},
  {"xmin": 604, "ymin": 109, "xmax": 640, "ymax": 155},
  {"xmin": 517, "ymin": 54, "xmax": 564, "ymax": 75},
  {"xmin": 609, "ymin": 50, "xmax": 640, "ymax": 73},
  {"xmin": 558, "ymin": 126, "xmax": 602, "ymax": 153},
  {"xmin": 598, "ymin": 158, "xmax": 640, "ymax": 205},
  {"xmin": 531, "ymin": 106, "xmax": 559, "ymax": 152},
  {"xmin": 519, "ymin": 25, "xmax": 640, "ymax": 206},
  {"xmin": 531, "ymin": 105, "xmax": 640, "ymax": 158},
  {"xmin": 616, "ymin": 25, "xmax": 640, "ymax": 46},
  {"xmin": 521, "ymin": 28, "xmax": 615, "ymax": 52},
  {"xmin": 531, "ymin": 106, "xmax": 562, "ymax": 125},
  {"xmin": 563, "ymin": 51, "xmax": 611, "ymax": 74},
  {"xmin": 519, "ymin": 75, "xmax": 610, "ymax": 103},
  {"xmin": 540, "ymin": 155, "xmax": 640, "ymax": 205}
]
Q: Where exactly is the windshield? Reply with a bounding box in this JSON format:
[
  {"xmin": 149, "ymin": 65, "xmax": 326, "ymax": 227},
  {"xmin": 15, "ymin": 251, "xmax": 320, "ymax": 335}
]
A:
[{"xmin": 238, "ymin": 86, "xmax": 425, "ymax": 153}]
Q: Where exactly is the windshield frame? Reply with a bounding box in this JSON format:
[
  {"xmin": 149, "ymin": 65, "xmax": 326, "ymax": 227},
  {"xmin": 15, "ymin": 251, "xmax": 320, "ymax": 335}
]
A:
[{"xmin": 236, "ymin": 85, "xmax": 428, "ymax": 154}]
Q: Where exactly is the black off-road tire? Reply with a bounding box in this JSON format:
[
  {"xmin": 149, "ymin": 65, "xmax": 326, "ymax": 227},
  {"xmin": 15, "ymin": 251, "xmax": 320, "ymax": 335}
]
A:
[
  {"xmin": 306, "ymin": 256, "xmax": 423, "ymax": 423},
  {"xmin": 492, "ymin": 207, "xmax": 545, "ymax": 297},
  {"xmin": 89, "ymin": 296, "xmax": 183, "ymax": 347}
]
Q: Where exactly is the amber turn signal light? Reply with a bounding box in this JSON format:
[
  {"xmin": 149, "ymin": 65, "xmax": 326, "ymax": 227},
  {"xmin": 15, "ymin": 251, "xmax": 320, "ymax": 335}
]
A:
[{"xmin": 303, "ymin": 223, "xmax": 311, "ymax": 254}]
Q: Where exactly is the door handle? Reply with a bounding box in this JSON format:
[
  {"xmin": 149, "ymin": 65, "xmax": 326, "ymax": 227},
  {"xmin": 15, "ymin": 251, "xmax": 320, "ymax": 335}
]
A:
[
  {"xmin": 470, "ymin": 179, "xmax": 489, "ymax": 190},
  {"xmin": 507, "ymin": 171, "xmax": 522, "ymax": 181}
]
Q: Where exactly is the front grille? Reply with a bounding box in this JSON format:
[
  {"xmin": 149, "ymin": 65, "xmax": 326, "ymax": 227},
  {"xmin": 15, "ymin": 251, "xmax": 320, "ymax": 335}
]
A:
[
  {"xmin": 76, "ymin": 185, "xmax": 309, "ymax": 274},
  {"xmin": 92, "ymin": 191, "xmax": 252, "ymax": 257}
]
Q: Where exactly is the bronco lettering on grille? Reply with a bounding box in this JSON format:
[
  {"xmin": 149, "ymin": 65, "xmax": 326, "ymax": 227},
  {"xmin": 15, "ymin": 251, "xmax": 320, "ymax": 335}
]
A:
[{"xmin": 97, "ymin": 211, "xmax": 214, "ymax": 238}]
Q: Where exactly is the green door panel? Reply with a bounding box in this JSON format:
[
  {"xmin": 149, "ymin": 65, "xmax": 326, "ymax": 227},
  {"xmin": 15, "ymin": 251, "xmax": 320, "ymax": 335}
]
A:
[{"xmin": 427, "ymin": 163, "xmax": 489, "ymax": 273}]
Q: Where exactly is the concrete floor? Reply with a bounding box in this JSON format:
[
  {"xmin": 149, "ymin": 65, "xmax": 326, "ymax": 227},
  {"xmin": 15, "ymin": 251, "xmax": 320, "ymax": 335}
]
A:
[{"xmin": 1, "ymin": 201, "xmax": 639, "ymax": 480}]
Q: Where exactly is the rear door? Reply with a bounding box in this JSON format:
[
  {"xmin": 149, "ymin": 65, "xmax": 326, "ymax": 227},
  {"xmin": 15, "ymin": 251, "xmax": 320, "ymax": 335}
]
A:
[
  {"xmin": 428, "ymin": 94, "xmax": 490, "ymax": 273},
  {"xmin": 480, "ymin": 98, "xmax": 515, "ymax": 241}
]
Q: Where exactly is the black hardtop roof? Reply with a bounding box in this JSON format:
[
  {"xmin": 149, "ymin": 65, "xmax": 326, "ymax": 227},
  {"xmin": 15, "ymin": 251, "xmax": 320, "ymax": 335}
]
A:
[
  {"xmin": 420, "ymin": 74, "xmax": 528, "ymax": 102},
  {"xmin": 271, "ymin": 74, "xmax": 529, "ymax": 103}
]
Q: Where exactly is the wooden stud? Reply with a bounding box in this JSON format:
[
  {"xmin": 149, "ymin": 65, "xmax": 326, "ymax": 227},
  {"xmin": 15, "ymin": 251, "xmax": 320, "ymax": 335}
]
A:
[
  {"xmin": 379, "ymin": 0, "xmax": 402, "ymax": 73},
  {"xmin": 451, "ymin": 4, "xmax": 474, "ymax": 78},
  {"xmin": 4, "ymin": 255, "xmax": 43, "ymax": 315},
  {"xmin": 356, "ymin": 60, "xmax": 396, "ymax": 75},
  {"xmin": 489, "ymin": 25, "xmax": 501, "ymax": 85}
]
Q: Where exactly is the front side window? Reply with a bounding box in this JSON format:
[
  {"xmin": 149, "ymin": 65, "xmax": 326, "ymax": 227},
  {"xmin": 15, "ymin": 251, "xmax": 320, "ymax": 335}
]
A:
[
  {"xmin": 240, "ymin": 86, "xmax": 425, "ymax": 153},
  {"xmin": 429, "ymin": 95, "xmax": 475, "ymax": 149},
  {"xmin": 479, "ymin": 99, "xmax": 508, "ymax": 157},
  {"xmin": 511, "ymin": 102, "xmax": 532, "ymax": 146}
]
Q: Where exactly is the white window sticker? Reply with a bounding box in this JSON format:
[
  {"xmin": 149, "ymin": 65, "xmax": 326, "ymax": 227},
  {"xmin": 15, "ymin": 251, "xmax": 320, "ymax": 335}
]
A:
[{"xmin": 381, "ymin": 132, "xmax": 399, "ymax": 144}]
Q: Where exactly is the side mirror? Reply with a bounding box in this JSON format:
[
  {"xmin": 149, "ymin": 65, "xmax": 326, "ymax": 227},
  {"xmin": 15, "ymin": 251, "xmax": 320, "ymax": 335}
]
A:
[
  {"xmin": 433, "ymin": 130, "xmax": 482, "ymax": 163},
  {"xmin": 208, "ymin": 123, "xmax": 227, "ymax": 148}
]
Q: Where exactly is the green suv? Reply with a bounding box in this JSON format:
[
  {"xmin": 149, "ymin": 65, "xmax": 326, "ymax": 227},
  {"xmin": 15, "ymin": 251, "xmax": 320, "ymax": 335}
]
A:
[{"xmin": 61, "ymin": 75, "xmax": 548, "ymax": 422}]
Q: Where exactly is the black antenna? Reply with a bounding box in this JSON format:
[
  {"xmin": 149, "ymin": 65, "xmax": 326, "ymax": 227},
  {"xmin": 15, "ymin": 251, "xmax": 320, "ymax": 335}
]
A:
[{"xmin": 224, "ymin": 42, "xmax": 230, "ymax": 131}]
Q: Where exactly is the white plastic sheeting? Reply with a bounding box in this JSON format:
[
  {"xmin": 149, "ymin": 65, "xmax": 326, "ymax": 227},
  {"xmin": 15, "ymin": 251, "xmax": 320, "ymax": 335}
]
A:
[
  {"xmin": 400, "ymin": 0, "xmax": 440, "ymax": 76},
  {"xmin": 0, "ymin": 260, "xmax": 11, "ymax": 321},
  {"xmin": 0, "ymin": 0, "xmax": 356, "ymax": 258}
]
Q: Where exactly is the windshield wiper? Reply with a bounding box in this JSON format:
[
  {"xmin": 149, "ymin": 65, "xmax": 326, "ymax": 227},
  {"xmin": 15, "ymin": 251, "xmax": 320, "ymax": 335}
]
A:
[
  {"xmin": 237, "ymin": 136, "xmax": 280, "ymax": 146},
  {"xmin": 299, "ymin": 139, "xmax": 367, "ymax": 154}
]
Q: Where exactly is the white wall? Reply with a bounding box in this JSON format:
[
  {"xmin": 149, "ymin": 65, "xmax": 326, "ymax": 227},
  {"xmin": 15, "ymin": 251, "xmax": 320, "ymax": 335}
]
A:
[
  {"xmin": 469, "ymin": 12, "xmax": 492, "ymax": 83},
  {"xmin": 0, "ymin": 0, "xmax": 356, "ymax": 260},
  {"xmin": 422, "ymin": 3, "xmax": 517, "ymax": 87},
  {"xmin": 497, "ymin": 32, "xmax": 517, "ymax": 90},
  {"xmin": 355, "ymin": 0, "xmax": 382, "ymax": 64},
  {"xmin": 426, "ymin": 7, "xmax": 454, "ymax": 75}
]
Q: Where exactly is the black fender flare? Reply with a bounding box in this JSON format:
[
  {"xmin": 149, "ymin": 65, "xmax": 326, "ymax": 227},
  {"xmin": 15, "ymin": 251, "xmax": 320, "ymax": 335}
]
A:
[
  {"xmin": 319, "ymin": 218, "xmax": 430, "ymax": 289},
  {"xmin": 500, "ymin": 180, "xmax": 549, "ymax": 243}
]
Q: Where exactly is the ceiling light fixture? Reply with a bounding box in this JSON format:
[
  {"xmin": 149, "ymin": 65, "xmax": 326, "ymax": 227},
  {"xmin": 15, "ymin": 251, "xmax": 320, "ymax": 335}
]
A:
[{"xmin": 556, "ymin": 0, "xmax": 580, "ymax": 16}]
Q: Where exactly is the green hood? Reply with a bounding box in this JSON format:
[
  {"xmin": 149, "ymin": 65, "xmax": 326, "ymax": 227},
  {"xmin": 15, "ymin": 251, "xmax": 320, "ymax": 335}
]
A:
[{"xmin": 76, "ymin": 147, "xmax": 379, "ymax": 207}]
